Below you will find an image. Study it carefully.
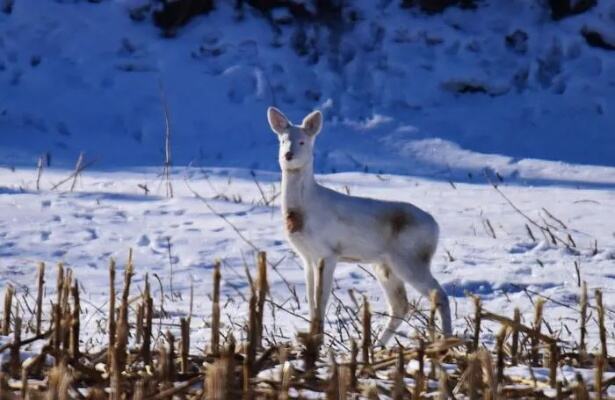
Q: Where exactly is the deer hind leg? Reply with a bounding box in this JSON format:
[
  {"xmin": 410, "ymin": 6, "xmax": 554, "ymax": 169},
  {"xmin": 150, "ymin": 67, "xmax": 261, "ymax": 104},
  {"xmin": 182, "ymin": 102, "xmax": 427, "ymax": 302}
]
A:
[
  {"xmin": 388, "ymin": 254, "xmax": 452, "ymax": 336},
  {"xmin": 374, "ymin": 264, "xmax": 409, "ymax": 346}
]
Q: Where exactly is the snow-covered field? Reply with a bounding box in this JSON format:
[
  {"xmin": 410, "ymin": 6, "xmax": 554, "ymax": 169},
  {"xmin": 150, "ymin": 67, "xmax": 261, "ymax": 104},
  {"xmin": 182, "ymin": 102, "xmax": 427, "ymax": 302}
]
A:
[{"xmin": 0, "ymin": 164, "xmax": 613, "ymax": 355}]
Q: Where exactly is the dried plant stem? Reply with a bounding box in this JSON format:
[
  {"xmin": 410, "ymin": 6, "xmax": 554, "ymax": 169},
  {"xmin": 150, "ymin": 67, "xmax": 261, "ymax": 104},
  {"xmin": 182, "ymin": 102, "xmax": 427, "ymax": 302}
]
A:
[
  {"xmin": 437, "ymin": 362, "xmax": 450, "ymax": 400},
  {"xmin": 142, "ymin": 274, "xmax": 153, "ymax": 365},
  {"xmin": 479, "ymin": 350, "xmax": 496, "ymax": 400},
  {"xmin": 326, "ymin": 351, "xmax": 340, "ymax": 400},
  {"xmin": 349, "ymin": 340, "xmax": 358, "ymax": 392},
  {"xmin": 549, "ymin": 342, "xmax": 558, "ymax": 388},
  {"xmin": 136, "ymin": 303, "xmax": 144, "ymax": 345},
  {"xmin": 70, "ymin": 152, "xmax": 84, "ymax": 192},
  {"xmin": 466, "ymin": 353, "xmax": 481, "ymax": 400},
  {"xmin": 2, "ymin": 284, "xmax": 14, "ymax": 336},
  {"xmin": 211, "ymin": 261, "xmax": 221, "ymax": 357},
  {"xmin": 70, "ymin": 280, "xmax": 80, "ymax": 361},
  {"xmin": 472, "ymin": 296, "xmax": 481, "ymax": 351},
  {"xmin": 414, "ymin": 340, "xmax": 425, "ymax": 399},
  {"xmin": 50, "ymin": 157, "xmax": 96, "ymax": 191},
  {"xmin": 511, "ymin": 307, "xmax": 520, "ymax": 365},
  {"xmin": 391, "ymin": 347, "xmax": 405, "ymax": 400},
  {"xmin": 108, "ymin": 259, "xmax": 116, "ymax": 367},
  {"xmin": 205, "ymin": 349, "xmax": 236, "ymax": 399},
  {"xmin": 35, "ymin": 154, "xmax": 44, "ymax": 190},
  {"xmin": 36, "ymin": 262, "xmax": 45, "ymax": 336},
  {"xmin": 180, "ymin": 317, "xmax": 189, "ymax": 374},
  {"xmin": 51, "ymin": 304, "xmax": 61, "ymax": 359},
  {"xmin": 246, "ymin": 293, "xmax": 257, "ymax": 377},
  {"xmin": 158, "ymin": 345, "xmax": 170, "ymax": 392},
  {"xmin": 134, "ymin": 380, "xmax": 145, "ymax": 400},
  {"xmin": 166, "ymin": 331, "xmax": 176, "ymax": 382},
  {"xmin": 20, "ymin": 364, "xmax": 29, "ymax": 399},
  {"xmin": 159, "ymin": 81, "xmax": 174, "ymax": 199},
  {"xmin": 481, "ymin": 310, "xmax": 556, "ymax": 344},
  {"xmin": 279, "ymin": 359, "xmax": 293, "ymax": 400},
  {"xmin": 56, "ymin": 263, "xmax": 64, "ymax": 314},
  {"xmin": 243, "ymin": 355, "xmax": 252, "ymax": 399},
  {"xmin": 595, "ymin": 289, "xmax": 607, "ymax": 360},
  {"xmin": 531, "ymin": 299, "xmax": 545, "ymax": 366},
  {"xmin": 496, "ymin": 327, "xmax": 505, "ymax": 383},
  {"xmin": 256, "ymin": 251, "xmax": 268, "ymax": 347},
  {"xmin": 574, "ymin": 260, "xmax": 581, "ymax": 287},
  {"xmin": 489, "ymin": 182, "xmax": 572, "ymax": 249},
  {"xmin": 10, "ymin": 314, "xmax": 21, "ymax": 378},
  {"xmin": 361, "ymin": 296, "xmax": 371, "ymax": 367},
  {"xmin": 115, "ymin": 261, "xmax": 133, "ymax": 374},
  {"xmin": 575, "ymin": 373, "xmax": 589, "ymax": 399},
  {"xmin": 595, "ymin": 354, "xmax": 604, "ymax": 400},
  {"xmin": 579, "ymin": 281, "xmax": 588, "ymax": 363}
]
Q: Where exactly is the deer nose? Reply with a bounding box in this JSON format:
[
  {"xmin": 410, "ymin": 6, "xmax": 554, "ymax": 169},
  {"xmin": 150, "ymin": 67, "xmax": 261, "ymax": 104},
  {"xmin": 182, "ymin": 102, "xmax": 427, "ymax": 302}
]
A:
[{"xmin": 284, "ymin": 151, "xmax": 293, "ymax": 161}]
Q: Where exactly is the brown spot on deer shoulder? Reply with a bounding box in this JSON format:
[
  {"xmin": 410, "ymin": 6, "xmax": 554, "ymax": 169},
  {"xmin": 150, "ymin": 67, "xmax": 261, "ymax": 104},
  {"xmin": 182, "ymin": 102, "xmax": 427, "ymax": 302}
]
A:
[
  {"xmin": 286, "ymin": 209, "xmax": 304, "ymax": 233},
  {"xmin": 387, "ymin": 209, "xmax": 414, "ymax": 236}
]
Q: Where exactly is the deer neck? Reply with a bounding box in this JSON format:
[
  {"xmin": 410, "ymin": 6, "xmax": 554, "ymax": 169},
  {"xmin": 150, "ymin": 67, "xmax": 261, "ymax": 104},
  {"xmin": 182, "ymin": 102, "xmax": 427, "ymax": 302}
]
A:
[{"xmin": 281, "ymin": 163, "xmax": 316, "ymax": 211}]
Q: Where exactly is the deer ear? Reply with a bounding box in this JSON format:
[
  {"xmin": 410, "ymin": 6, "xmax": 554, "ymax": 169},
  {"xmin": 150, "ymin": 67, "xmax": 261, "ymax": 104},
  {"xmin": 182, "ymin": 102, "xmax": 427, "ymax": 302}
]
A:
[
  {"xmin": 267, "ymin": 107, "xmax": 290, "ymax": 135},
  {"xmin": 302, "ymin": 110, "xmax": 322, "ymax": 137}
]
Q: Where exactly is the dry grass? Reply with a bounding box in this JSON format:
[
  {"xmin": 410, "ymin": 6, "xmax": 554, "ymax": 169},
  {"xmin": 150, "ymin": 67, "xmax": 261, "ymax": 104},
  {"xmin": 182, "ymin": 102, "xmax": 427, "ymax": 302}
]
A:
[{"xmin": 0, "ymin": 251, "xmax": 612, "ymax": 399}]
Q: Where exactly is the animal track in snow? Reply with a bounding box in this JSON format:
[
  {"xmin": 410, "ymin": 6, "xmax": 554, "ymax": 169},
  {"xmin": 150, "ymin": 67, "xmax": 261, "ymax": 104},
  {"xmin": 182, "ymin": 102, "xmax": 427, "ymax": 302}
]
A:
[
  {"xmin": 135, "ymin": 235, "xmax": 150, "ymax": 247},
  {"xmin": 52, "ymin": 249, "xmax": 67, "ymax": 257},
  {"xmin": 84, "ymin": 228, "xmax": 98, "ymax": 241},
  {"xmin": 0, "ymin": 242, "xmax": 16, "ymax": 257},
  {"xmin": 509, "ymin": 241, "xmax": 541, "ymax": 254}
]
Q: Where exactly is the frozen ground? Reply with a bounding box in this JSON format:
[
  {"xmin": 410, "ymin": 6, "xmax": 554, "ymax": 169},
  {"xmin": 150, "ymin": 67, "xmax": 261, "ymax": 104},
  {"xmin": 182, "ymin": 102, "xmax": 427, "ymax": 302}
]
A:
[{"xmin": 0, "ymin": 165, "xmax": 613, "ymax": 356}]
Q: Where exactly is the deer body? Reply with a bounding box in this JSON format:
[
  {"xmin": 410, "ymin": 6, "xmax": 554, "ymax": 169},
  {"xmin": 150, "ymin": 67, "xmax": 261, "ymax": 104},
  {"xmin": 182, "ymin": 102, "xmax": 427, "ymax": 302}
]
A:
[{"xmin": 268, "ymin": 107, "xmax": 452, "ymax": 344}]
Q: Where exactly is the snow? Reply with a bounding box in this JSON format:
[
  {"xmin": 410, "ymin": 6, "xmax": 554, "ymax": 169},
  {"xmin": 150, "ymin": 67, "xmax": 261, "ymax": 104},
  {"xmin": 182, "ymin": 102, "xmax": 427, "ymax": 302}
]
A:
[
  {"xmin": 0, "ymin": 0, "xmax": 613, "ymax": 373},
  {"xmin": 0, "ymin": 166, "xmax": 613, "ymax": 357}
]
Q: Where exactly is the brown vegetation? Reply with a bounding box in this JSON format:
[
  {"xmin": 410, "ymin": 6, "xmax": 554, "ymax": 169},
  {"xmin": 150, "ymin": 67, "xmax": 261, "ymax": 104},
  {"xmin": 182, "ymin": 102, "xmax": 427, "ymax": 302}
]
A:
[{"xmin": 0, "ymin": 251, "xmax": 612, "ymax": 399}]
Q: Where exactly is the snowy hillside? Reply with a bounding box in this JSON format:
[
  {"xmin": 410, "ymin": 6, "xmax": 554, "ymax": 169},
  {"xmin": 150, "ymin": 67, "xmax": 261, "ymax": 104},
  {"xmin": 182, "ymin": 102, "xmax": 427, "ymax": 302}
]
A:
[{"xmin": 1, "ymin": 0, "xmax": 614, "ymax": 180}]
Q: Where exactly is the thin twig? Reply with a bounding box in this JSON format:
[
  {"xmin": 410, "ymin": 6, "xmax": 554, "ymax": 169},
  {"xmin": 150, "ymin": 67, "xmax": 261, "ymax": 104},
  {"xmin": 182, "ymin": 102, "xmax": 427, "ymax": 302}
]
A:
[
  {"xmin": 159, "ymin": 80, "xmax": 174, "ymax": 198},
  {"xmin": 50, "ymin": 158, "xmax": 96, "ymax": 191}
]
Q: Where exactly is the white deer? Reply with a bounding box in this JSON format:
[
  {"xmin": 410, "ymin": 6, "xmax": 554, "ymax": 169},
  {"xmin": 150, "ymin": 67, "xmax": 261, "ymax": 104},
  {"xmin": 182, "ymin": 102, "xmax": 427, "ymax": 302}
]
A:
[{"xmin": 267, "ymin": 107, "xmax": 452, "ymax": 344}]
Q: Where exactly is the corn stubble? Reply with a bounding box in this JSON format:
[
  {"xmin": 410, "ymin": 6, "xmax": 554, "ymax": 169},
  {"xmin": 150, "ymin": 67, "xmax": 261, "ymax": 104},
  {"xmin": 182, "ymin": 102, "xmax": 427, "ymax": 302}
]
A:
[{"xmin": 0, "ymin": 251, "xmax": 611, "ymax": 399}]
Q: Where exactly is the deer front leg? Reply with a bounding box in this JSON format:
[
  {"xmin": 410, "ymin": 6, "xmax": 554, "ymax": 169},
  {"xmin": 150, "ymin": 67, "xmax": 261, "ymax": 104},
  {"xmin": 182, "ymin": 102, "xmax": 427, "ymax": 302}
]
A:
[
  {"xmin": 313, "ymin": 256, "xmax": 338, "ymax": 322},
  {"xmin": 302, "ymin": 257, "xmax": 316, "ymax": 320}
]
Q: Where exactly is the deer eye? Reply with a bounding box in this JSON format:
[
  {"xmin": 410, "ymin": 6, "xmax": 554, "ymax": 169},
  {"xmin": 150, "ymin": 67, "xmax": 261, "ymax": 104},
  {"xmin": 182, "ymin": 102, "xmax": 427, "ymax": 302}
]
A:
[{"xmin": 300, "ymin": 141, "xmax": 305, "ymax": 146}]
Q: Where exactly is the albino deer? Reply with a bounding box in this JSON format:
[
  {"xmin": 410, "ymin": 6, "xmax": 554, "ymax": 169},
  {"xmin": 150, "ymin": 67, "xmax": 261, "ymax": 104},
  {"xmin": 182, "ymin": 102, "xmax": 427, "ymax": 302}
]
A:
[{"xmin": 267, "ymin": 107, "xmax": 452, "ymax": 344}]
